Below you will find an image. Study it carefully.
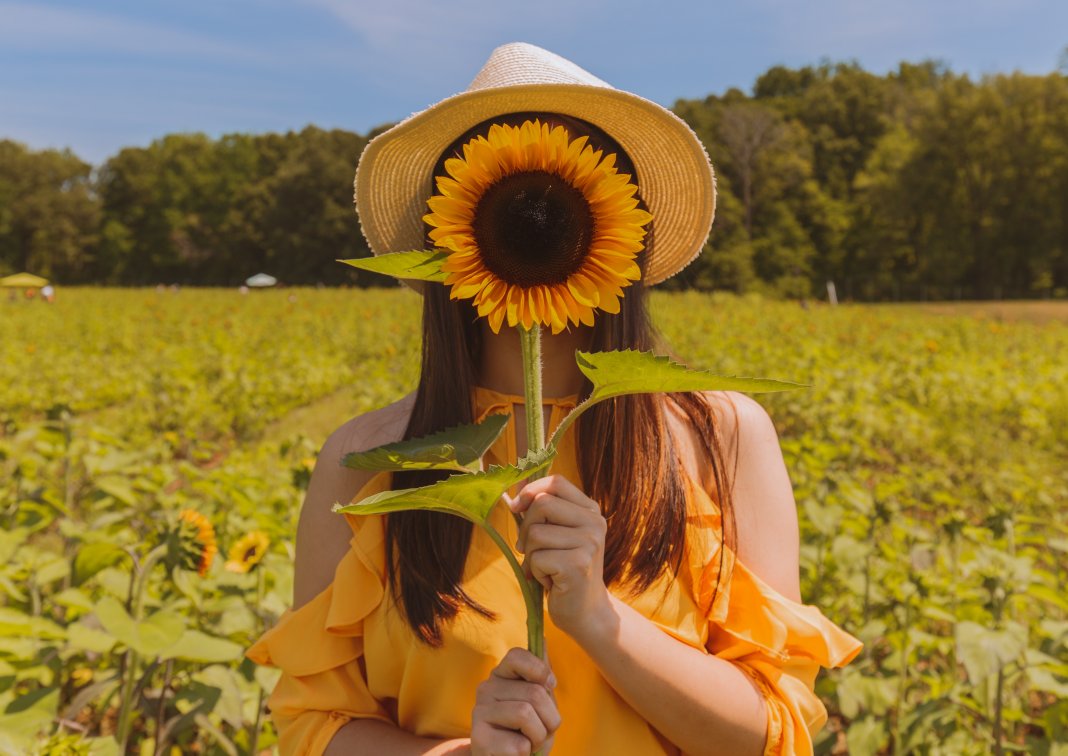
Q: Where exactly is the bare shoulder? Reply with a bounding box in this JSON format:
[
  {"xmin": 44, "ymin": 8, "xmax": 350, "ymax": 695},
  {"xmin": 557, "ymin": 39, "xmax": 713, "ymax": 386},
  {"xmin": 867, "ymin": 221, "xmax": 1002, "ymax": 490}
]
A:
[
  {"xmin": 292, "ymin": 391, "xmax": 416, "ymax": 609},
  {"xmin": 707, "ymin": 390, "xmax": 778, "ymax": 454},
  {"xmin": 668, "ymin": 390, "xmax": 802, "ymax": 603},
  {"xmin": 662, "ymin": 390, "xmax": 767, "ymax": 491}
]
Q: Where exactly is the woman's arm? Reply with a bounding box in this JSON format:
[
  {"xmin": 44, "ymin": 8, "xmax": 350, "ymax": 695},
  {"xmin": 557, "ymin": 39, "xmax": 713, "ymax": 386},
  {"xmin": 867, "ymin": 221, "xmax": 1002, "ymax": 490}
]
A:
[
  {"xmin": 294, "ymin": 396, "xmax": 414, "ymax": 607},
  {"xmin": 511, "ymin": 393, "xmax": 801, "ymax": 756},
  {"xmin": 294, "ymin": 398, "xmax": 560, "ymax": 755},
  {"xmin": 323, "ymin": 720, "xmax": 469, "ymax": 756},
  {"xmin": 321, "ymin": 648, "xmax": 559, "ymax": 756}
]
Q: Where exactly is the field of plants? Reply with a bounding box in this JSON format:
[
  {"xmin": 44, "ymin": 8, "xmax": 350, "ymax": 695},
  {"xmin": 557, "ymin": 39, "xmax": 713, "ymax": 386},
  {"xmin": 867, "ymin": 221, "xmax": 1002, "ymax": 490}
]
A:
[{"xmin": 1, "ymin": 287, "xmax": 1066, "ymax": 755}]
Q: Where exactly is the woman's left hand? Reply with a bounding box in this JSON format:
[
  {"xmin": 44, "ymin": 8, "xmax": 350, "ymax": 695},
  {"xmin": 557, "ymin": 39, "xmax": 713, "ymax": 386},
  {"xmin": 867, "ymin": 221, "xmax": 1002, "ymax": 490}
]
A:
[{"xmin": 507, "ymin": 475, "xmax": 613, "ymax": 642}]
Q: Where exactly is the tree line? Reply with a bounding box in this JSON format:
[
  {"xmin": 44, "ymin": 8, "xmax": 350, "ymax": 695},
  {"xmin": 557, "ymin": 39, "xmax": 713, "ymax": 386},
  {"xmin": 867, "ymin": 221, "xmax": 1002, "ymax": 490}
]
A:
[{"xmin": 2, "ymin": 59, "xmax": 1066, "ymax": 299}]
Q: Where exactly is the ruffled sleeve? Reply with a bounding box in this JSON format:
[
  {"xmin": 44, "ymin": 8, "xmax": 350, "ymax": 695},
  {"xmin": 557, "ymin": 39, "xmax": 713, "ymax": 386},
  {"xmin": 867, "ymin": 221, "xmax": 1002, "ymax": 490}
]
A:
[
  {"xmin": 687, "ymin": 485, "xmax": 864, "ymax": 756},
  {"xmin": 246, "ymin": 474, "xmax": 393, "ymax": 756}
]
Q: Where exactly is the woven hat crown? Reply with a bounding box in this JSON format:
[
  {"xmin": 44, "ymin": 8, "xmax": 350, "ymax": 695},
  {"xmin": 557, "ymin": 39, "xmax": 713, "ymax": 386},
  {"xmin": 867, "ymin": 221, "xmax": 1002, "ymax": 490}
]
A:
[{"xmin": 467, "ymin": 43, "xmax": 612, "ymax": 91}]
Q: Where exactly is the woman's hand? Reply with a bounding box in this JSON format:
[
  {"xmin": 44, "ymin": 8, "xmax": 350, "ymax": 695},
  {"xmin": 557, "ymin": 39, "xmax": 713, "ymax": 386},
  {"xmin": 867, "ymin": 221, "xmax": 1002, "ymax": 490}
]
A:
[
  {"xmin": 471, "ymin": 648, "xmax": 560, "ymax": 756},
  {"xmin": 508, "ymin": 475, "xmax": 613, "ymax": 642}
]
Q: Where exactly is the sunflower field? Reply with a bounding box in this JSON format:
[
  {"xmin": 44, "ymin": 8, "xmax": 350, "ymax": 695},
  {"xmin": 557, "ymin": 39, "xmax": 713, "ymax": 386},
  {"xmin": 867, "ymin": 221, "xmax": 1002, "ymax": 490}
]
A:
[{"xmin": 1, "ymin": 288, "xmax": 1066, "ymax": 755}]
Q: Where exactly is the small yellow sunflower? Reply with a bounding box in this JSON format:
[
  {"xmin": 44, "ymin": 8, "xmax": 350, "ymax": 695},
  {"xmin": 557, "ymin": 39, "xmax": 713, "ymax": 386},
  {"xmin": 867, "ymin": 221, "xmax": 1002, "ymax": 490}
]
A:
[
  {"xmin": 423, "ymin": 119, "xmax": 653, "ymax": 334},
  {"xmin": 177, "ymin": 509, "xmax": 217, "ymax": 577},
  {"xmin": 224, "ymin": 531, "xmax": 270, "ymax": 574}
]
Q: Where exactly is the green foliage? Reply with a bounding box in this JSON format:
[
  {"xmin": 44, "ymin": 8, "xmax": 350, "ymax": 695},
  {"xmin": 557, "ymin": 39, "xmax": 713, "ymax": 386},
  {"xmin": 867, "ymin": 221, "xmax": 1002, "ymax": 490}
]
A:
[
  {"xmin": 337, "ymin": 448, "xmax": 553, "ymax": 524},
  {"xmin": 3, "ymin": 60, "xmax": 1068, "ymax": 300},
  {"xmin": 339, "ymin": 249, "xmax": 449, "ymax": 283},
  {"xmin": 93, "ymin": 598, "xmax": 185, "ymax": 657},
  {"xmin": 576, "ymin": 349, "xmax": 803, "ymax": 398},
  {"xmin": 669, "ymin": 62, "xmax": 1068, "ymax": 300},
  {"xmin": 1, "ymin": 290, "xmax": 1067, "ymax": 753},
  {"xmin": 342, "ymin": 413, "xmax": 509, "ymax": 472},
  {"xmin": 550, "ymin": 349, "xmax": 805, "ymax": 445},
  {"xmin": 340, "ymin": 349, "xmax": 803, "ymax": 523}
]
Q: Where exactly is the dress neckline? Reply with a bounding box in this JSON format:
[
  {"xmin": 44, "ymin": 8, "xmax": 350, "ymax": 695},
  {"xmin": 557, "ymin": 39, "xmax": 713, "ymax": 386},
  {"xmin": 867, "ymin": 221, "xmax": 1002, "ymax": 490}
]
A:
[{"xmin": 473, "ymin": 385, "xmax": 580, "ymax": 408}]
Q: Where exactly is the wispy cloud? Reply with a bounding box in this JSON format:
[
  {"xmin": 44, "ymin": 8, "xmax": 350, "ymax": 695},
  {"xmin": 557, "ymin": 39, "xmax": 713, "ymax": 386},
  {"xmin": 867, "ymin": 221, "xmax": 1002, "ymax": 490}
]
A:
[
  {"xmin": 303, "ymin": 0, "xmax": 559, "ymax": 48},
  {"xmin": 299, "ymin": 0, "xmax": 620, "ymax": 105},
  {"xmin": 0, "ymin": 2, "xmax": 264, "ymax": 62}
]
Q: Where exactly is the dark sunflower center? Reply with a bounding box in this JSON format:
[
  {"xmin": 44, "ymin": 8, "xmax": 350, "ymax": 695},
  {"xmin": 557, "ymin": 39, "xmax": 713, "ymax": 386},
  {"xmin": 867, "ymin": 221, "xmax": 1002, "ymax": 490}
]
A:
[
  {"xmin": 243, "ymin": 546, "xmax": 259, "ymax": 561},
  {"xmin": 472, "ymin": 170, "xmax": 594, "ymax": 286}
]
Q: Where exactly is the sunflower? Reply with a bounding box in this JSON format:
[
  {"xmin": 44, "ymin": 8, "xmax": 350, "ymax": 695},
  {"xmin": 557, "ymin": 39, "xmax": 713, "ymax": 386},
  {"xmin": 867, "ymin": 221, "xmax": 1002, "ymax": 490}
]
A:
[
  {"xmin": 423, "ymin": 119, "xmax": 653, "ymax": 334},
  {"xmin": 177, "ymin": 509, "xmax": 217, "ymax": 577},
  {"xmin": 224, "ymin": 531, "xmax": 270, "ymax": 574}
]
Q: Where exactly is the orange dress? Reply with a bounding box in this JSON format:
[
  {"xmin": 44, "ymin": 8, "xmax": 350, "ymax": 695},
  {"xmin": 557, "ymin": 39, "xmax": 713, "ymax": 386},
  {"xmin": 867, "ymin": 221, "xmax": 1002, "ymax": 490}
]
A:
[{"xmin": 247, "ymin": 387, "xmax": 863, "ymax": 755}]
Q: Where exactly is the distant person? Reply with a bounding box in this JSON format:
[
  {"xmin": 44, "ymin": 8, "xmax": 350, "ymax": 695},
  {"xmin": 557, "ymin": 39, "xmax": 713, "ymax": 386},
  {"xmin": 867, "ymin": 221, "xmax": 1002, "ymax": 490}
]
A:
[{"xmin": 41, "ymin": 284, "xmax": 55, "ymax": 303}]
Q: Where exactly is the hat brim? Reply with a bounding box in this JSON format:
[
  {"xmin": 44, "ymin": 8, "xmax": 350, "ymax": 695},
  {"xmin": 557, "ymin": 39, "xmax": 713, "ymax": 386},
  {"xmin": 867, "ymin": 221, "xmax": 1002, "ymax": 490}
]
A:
[{"xmin": 354, "ymin": 82, "xmax": 715, "ymax": 286}]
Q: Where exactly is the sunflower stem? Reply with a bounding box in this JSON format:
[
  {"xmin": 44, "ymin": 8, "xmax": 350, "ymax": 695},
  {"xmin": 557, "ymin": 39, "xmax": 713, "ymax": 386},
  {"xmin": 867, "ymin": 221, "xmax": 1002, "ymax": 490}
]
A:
[
  {"xmin": 518, "ymin": 324, "xmax": 547, "ymax": 756},
  {"xmin": 481, "ymin": 523, "xmax": 542, "ymax": 656},
  {"xmin": 116, "ymin": 543, "xmax": 168, "ymax": 751},
  {"xmin": 518, "ymin": 326, "xmax": 547, "ymax": 655},
  {"xmin": 519, "ymin": 326, "xmax": 546, "ymax": 466}
]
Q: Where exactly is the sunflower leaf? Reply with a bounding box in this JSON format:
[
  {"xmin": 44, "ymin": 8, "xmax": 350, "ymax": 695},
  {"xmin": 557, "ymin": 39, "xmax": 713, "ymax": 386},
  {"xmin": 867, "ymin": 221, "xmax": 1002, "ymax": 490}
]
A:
[
  {"xmin": 550, "ymin": 349, "xmax": 807, "ymax": 447},
  {"xmin": 338, "ymin": 250, "xmax": 448, "ymax": 283},
  {"xmin": 341, "ymin": 414, "xmax": 510, "ymax": 473},
  {"xmin": 335, "ymin": 447, "xmax": 555, "ymax": 525}
]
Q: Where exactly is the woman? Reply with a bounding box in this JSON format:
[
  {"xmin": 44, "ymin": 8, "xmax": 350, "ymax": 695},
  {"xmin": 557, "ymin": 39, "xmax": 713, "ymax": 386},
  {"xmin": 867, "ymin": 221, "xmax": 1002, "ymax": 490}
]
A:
[{"xmin": 248, "ymin": 43, "xmax": 863, "ymax": 756}]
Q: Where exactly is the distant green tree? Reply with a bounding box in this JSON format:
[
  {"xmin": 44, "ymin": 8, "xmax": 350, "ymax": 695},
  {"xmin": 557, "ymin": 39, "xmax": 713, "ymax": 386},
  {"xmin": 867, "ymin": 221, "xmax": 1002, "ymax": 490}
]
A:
[
  {"xmin": 95, "ymin": 128, "xmax": 373, "ymax": 285},
  {"xmin": 252, "ymin": 126, "xmax": 371, "ymax": 285},
  {"xmin": 0, "ymin": 140, "xmax": 99, "ymax": 282},
  {"xmin": 5, "ymin": 58, "xmax": 1065, "ymax": 297}
]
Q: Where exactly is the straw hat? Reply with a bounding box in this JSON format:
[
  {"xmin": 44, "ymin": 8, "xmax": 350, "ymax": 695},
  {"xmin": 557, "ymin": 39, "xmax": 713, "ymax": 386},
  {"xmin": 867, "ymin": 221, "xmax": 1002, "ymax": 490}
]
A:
[{"xmin": 353, "ymin": 42, "xmax": 716, "ymax": 286}]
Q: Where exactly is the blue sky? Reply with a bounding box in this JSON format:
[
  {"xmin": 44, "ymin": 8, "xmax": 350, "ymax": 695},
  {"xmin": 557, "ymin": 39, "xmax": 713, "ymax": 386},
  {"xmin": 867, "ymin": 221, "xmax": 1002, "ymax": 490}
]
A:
[{"xmin": 3, "ymin": 0, "xmax": 1066, "ymax": 164}]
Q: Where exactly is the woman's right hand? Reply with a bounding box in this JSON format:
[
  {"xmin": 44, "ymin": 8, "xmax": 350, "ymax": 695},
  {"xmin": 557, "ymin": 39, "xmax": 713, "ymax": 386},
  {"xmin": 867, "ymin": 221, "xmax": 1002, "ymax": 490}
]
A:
[{"xmin": 470, "ymin": 648, "xmax": 560, "ymax": 755}]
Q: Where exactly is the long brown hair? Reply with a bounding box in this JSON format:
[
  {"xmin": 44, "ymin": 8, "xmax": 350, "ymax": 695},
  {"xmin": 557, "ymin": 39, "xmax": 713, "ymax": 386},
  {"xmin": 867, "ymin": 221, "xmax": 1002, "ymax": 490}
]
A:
[{"xmin": 387, "ymin": 113, "xmax": 736, "ymax": 645}]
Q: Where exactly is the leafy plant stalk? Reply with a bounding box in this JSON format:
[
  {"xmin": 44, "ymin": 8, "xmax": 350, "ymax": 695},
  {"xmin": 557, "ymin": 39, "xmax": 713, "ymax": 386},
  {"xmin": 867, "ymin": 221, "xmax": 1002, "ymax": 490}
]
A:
[
  {"xmin": 116, "ymin": 543, "xmax": 168, "ymax": 750},
  {"xmin": 249, "ymin": 566, "xmax": 267, "ymax": 756},
  {"xmin": 482, "ymin": 524, "xmax": 543, "ymax": 654},
  {"xmin": 154, "ymin": 658, "xmax": 173, "ymax": 756}
]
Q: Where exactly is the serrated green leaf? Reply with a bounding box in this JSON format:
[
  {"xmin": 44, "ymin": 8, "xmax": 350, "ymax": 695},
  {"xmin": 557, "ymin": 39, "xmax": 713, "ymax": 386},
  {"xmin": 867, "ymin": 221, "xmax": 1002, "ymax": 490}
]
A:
[
  {"xmin": 36, "ymin": 556, "xmax": 70, "ymax": 585},
  {"xmin": 579, "ymin": 349, "xmax": 805, "ymax": 399},
  {"xmin": 0, "ymin": 637, "xmax": 35, "ymax": 658},
  {"xmin": 61, "ymin": 676, "xmax": 121, "ymax": 724},
  {"xmin": 94, "ymin": 477, "xmax": 139, "ymax": 506},
  {"xmin": 66, "ymin": 622, "xmax": 117, "ymax": 654},
  {"xmin": 846, "ymin": 715, "xmax": 889, "ymax": 756},
  {"xmin": 550, "ymin": 350, "xmax": 806, "ymax": 447},
  {"xmin": 191, "ymin": 665, "xmax": 244, "ymax": 729},
  {"xmin": 0, "ymin": 608, "xmax": 66, "ymax": 640},
  {"xmin": 342, "ymin": 414, "xmax": 509, "ymax": 473},
  {"xmin": 1027, "ymin": 666, "xmax": 1068, "ymax": 697},
  {"xmin": 1029, "ymin": 584, "xmax": 1068, "ymax": 612},
  {"xmin": 955, "ymin": 620, "xmax": 1028, "ymax": 683},
  {"xmin": 254, "ymin": 665, "xmax": 281, "ymax": 692},
  {"xmin": 53, "ymin": 588, "xmax": 95, "ymax": 614},
  {"xmin": 336, "ymin": 448, "xmax": 554, "ymax": 524},
  {"xmin": 94, "ymin": 597, "xmax": 185, "ymax": 657},
  {"xmin": 338, "ymin": 250, "xmax": 448, "ymax": 283},
  {"xmin": 86, "ymin": 738, "xmax": 121, "ymax": 756},
  {"xmin": 0, "ymin": 686, "xmax": 58, "ymax": 752},
  {"xmin": 73, "ymin": 543, "xmax": 130, "ymax": 586},
  {"xmin": 162, "ymin": 630, "xmax": 243, "ymax": 663},
  {"xmin": 0, "ymin": 529, "xmax": 28, "ymax": 564}
]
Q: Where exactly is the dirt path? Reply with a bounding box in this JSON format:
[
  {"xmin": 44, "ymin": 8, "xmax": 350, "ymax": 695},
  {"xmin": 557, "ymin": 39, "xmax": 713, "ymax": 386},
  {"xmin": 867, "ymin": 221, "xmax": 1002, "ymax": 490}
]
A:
[{"xmin": 909, "ymin": 300, "xmax": 1068, "ymax": 323}]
